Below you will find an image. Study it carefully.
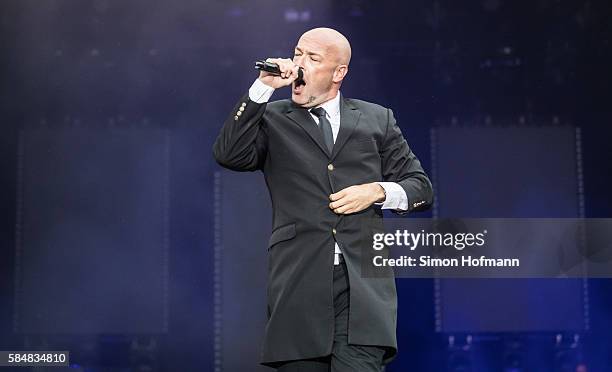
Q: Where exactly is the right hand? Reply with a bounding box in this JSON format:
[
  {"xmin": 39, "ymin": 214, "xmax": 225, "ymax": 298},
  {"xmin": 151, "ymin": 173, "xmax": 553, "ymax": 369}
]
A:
[{"xmin": 258, "ymin": 58, "xmax": 301, "ymax": 89}]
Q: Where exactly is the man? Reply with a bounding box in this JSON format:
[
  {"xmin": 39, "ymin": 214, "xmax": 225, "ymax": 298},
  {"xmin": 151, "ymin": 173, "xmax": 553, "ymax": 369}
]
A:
[{"xmin": 213, "ymin": 28, "xmax": 433, "ymax": 371}]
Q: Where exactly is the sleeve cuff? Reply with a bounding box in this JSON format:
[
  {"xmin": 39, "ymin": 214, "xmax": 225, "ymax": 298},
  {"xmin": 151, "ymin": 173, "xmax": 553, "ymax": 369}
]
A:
[
  {"xmin": 374, "ymin": 182, "xmax": 409, "ymax": 211},
  {"xmin": 248, "ymin": 79, "xmax": 275, "ymax": 103}
]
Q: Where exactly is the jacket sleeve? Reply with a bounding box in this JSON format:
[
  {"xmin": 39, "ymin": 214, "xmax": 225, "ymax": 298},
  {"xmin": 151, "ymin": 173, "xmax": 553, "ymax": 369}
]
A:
[
  {"xmin": 212, "ymin": 93, "xmax": 268, "ymax": 171},
  {"xmin": 379, "ymin": 108, "xmax": 434, "ymax": 213}
]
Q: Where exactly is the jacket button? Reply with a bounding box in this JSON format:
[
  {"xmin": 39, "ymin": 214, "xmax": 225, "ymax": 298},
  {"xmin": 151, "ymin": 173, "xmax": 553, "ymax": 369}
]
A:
[
  {"xmin": 236, "ymin": 111, "xmax": 242, "ymax": 116},
  {"xmin": 234, "ymin": 115, "xmax": 239, "ymax": 121},
  {"xmin": 332, "ymin": 228, "xmax": 337, "ymax": 235},
  {"xmin": 241, "ymin": 102, "xmax": 247, "ymax": 107},
  {"xmin": 327, "ymin": 163, "xmax": 334, "ymax": 171},
  {"xmin": 239, "ymin": 106, "xmax": 245, "ymax": 112}
]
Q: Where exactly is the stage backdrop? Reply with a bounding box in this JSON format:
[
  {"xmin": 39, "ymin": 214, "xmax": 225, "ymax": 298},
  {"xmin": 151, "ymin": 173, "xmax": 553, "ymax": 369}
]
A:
[
  {"xmin": 432, "ymin": 125, "xmax": 588, "ymax": 333},
  {"xmin": 215, "ymin": 170, "xmax": 270, "ymax": 372},
  {"xmin": 15, "ymin": 128, "xmax": 169, "ymax": 334}
]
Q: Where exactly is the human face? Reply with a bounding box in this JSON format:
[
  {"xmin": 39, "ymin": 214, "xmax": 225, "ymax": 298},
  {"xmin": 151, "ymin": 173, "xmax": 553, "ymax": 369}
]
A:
[{"xmin": 291, "ymin": 35, "xmax": 339, "ymax": 108}]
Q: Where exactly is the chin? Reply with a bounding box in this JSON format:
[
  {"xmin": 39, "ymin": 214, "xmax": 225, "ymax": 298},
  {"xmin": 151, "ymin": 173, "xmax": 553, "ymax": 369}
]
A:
[{"xmin": 291, "ymin": 93, "xmax": 309, "ymax": 107}]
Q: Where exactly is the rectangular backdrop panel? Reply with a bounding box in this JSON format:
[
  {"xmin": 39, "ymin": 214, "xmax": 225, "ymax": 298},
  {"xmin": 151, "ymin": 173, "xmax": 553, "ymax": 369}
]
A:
[
  {"xmin": 216, "ymin": 170, "xmax": 270, "ymax": 372},
  {"xmin": 15, "ymin": 128, "xmax": 169, "ymax": 334},
  {"xmin": 432, "ymin": 126, "xmax": 588, "ymax": 332}
]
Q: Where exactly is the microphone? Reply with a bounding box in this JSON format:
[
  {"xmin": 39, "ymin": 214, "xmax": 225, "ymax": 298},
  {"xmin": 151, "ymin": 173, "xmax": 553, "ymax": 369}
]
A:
[{"xmin": 255, "ymin": 60, "xmax": 304, "ymax": 82}]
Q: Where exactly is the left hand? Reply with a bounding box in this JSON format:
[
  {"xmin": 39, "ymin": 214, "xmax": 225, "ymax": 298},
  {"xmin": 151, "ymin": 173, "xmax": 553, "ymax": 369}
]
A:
[{"xmin": 329, "ymin": 183, "xmax": 386, "ymax": 214}]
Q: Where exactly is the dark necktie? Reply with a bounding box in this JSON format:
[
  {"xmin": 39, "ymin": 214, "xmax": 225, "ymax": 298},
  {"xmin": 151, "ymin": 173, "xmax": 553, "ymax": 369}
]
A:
[{"xmin": 310, "ymin": 107, "xmax": 334, "ymax": 153}]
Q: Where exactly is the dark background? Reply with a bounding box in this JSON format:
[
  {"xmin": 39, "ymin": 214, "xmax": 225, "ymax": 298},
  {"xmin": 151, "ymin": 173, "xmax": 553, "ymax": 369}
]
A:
[{"xmin": 1, "ymin": 1, "xmax": 611, "ymax": 371}]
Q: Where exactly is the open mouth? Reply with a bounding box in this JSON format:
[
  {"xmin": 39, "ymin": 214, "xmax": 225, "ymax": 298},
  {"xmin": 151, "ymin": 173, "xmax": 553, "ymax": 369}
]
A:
[
  {"xmin": 294, "ymin": 77, "xmax": 306, "ymax": 87},
  {"xmin": 293, "ymin": 78, "xmax": 306, "ymax": 94}
]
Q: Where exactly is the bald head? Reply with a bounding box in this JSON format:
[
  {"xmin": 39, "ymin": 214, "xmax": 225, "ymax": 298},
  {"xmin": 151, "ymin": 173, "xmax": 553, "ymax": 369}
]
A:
[
  {"xmin": 291, "ymin": 28, "xmax": 351, "ymax": 107},
  {"xmin": 298, "ymin": 27, "xmax": 351, "ymax": 66}
]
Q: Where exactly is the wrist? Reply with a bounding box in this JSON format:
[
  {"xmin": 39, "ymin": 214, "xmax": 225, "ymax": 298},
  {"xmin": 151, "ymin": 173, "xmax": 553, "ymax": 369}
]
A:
[
  {"xmin": 257, "ymin": 77, "xmax": 274, "ymax": 87},
  {"xmin": 372, "ymin": 183, "xmax": 386, "ymax": 203}
]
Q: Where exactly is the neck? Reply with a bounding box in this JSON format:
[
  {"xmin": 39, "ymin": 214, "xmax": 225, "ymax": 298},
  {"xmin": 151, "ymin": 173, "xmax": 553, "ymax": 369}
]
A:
[{"xmin": 317, "ymin": 89, "xmax": 339, "ymax": 107}]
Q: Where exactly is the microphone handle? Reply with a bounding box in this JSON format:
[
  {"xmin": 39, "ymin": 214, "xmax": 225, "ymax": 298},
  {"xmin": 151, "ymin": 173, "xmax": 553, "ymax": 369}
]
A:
[{"xmin": 255, "ymin": 60, "xmax": 304, "ymax": 81}]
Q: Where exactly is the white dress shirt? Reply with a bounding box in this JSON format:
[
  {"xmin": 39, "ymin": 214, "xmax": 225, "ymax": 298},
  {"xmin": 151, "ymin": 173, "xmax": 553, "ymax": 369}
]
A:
[{"xmin": 249, "ymin": 79, "xmax": 409, "ymax": 264}]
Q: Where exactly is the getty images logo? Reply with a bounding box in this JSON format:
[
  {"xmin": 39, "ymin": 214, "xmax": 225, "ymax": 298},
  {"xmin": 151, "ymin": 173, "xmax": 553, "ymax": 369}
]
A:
[{"xmin": 372, "ymin": 229, "xmax": 488, "ymax": 251}]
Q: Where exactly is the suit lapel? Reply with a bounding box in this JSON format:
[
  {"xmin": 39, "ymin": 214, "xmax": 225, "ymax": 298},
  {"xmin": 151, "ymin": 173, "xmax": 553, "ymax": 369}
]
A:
[
  {"xmin": 286, "ymin": 104, "xmax": 331, "ymax": 158},
  {"xmin": 285, "ymin": 94, "xmax": 361, "ymax": 160},
  {"xmin": 331, "ymin": 95, "xmax": 361, "ymax": 161}
]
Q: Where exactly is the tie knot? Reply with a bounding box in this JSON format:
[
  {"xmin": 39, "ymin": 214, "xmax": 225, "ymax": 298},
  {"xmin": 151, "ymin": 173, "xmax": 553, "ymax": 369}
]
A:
[{"xmin": 310, "ymin": 107, "xmax": 327, "ymax": 118}]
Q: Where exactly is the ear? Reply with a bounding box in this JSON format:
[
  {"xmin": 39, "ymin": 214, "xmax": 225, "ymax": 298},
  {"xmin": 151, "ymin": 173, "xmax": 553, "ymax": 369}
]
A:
[{"xmin": 332, "ymin": 65, "xmax": 348, "ymax": 83}]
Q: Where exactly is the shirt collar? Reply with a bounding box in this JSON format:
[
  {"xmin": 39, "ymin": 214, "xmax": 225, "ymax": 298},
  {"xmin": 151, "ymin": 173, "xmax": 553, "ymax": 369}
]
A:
[{"xmin": 312, "ymin": 90, "xmax": 341, "ymax": 118}]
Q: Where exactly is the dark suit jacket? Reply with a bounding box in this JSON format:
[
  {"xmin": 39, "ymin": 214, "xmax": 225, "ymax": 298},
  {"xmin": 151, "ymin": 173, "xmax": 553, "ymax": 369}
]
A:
[{"xmin": 213, "ymin": 91, "xmax": 433, "ymax": 366}]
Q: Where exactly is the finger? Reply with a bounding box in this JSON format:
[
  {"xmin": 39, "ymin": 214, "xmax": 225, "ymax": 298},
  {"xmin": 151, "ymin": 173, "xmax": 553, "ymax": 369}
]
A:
[
  {"xmin": 291, "ymin": 64, "xmax": 300, "ymax": 80},
  {"xmin": 285, "ymin": 67, "xmax": 294, "ymax": 80},
  {"xmin": 330, "ymin": 197, "xmax": 355, "ymax": 209},
  {"xmin": 278, "ymin": 63, "xmax": 286, "ymax": 78},
  {"xmin": 279, "ymin": 60, "xmax": 292, "ymax": 76},
  {"xmin": 266, "ymin": 58, "xmax": 287, "ymax": 78},
  {"xmin": 329, "ymin": 190, "xmax": 346, "ymax": 201},
  {"xmin": 329, "ymin": 197, "xmax": 350, "ymax": 210},
  {"xmin": 339, "ymin": 198, "xmax": 368, "ymax": 214},
  {"xmin": 266, "ymin": 57, "xmax": 281, "ymax": 65},
  {"xmin": 334, "ymin": 202, "xmax": 354, "ymax": 214},
  {"xmin": 284, "ymin": 62, "xmax": 296, "ymax": 79}
]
